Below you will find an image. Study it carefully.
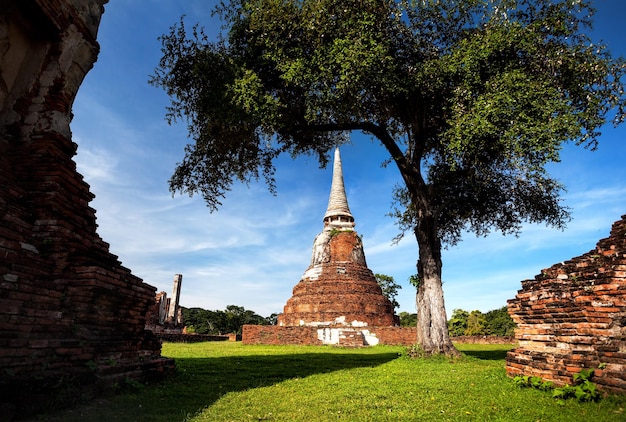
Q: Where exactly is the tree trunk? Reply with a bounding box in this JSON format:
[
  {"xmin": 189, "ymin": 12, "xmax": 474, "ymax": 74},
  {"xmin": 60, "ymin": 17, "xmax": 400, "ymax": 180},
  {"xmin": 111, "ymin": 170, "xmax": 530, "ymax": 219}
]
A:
[
  {"xmin": 372, "ymin": 124, "xmax": 458, "ymax": 355},
  {"xmin": 414, "ymin": 215, "xmax": 459, "ymax": 356}
]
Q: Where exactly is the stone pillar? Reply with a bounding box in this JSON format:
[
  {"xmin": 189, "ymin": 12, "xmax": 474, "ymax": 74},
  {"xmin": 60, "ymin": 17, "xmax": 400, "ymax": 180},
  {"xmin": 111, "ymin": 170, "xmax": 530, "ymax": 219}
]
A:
[
  {"xmin": 167, "ymin": 274, "xmax": 183, "ymax": 323},
  {"xmin": 157, "ymin": 291, "xmax": 168, "ymax": 324}
]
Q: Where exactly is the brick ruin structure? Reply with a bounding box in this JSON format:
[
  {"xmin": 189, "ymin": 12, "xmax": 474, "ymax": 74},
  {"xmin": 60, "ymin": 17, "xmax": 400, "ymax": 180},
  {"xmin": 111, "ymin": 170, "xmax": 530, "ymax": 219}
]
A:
[
  {"xmin": 0, "ymin": 1, "xmax": 174, "ymax": 418},
  {"xmin": 507, "ymin": 215, "xmax": 626, "ymax": 394},
  {"xmin": 146, "ymin": 274, "xmax": 185, "ymax": 333},
  {"xmin": 243, "ymin": 148, "xmax": 415, "ymax": 346}
]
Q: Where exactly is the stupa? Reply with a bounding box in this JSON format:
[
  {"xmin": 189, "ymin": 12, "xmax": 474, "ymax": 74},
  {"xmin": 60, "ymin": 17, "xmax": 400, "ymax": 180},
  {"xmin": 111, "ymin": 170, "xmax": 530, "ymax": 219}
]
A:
[{"xmin": 278, "ymin": 148, "xmax": 398, "ymax": 327}]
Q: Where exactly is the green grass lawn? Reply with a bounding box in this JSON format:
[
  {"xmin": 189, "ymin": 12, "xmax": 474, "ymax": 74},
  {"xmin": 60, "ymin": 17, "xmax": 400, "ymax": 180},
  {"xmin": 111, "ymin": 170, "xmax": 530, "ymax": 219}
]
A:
[{"xmin": 38, "ymin": 342, "xmax": 625, "ymax": 421}]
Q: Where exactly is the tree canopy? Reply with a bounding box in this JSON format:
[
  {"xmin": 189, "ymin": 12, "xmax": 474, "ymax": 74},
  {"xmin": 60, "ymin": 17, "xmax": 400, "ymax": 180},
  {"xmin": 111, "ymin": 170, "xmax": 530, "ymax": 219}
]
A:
[
  {"xmin": 182, "ymin": 305, "xmax": 271, "ymax": 335},
  {"xmin": 152, "ymin": 0, "xmax": 625, "ymax": 354}
]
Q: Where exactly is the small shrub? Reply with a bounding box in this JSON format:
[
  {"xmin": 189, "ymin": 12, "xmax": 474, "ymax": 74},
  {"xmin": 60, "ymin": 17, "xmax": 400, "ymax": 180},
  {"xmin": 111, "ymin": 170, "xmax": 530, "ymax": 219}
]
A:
[
  {"xmin": 516, "ymin": 367, "xmax": 601, "ymax": 403},
  {"xmin": 404, "ymin": 345, "xmax": 426, "ymax": 359},
  {"xmin": 513, "ymin": 375, "xmax": 552, "ymax": 391},
  {"xmin": 124, "ymin": 377, "xmax": 145, "ymax": 391}
]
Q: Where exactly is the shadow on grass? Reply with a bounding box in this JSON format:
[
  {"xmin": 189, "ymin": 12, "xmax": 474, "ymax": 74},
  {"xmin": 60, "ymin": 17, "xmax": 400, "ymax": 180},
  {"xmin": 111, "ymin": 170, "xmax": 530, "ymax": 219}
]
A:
[
  {"xmin": 38, "ymin": 350, "xmax": 399, "ymax": 422},
  {"xmin": 461, "ymin": 348, "xmax": 511, "ymax": 361}
]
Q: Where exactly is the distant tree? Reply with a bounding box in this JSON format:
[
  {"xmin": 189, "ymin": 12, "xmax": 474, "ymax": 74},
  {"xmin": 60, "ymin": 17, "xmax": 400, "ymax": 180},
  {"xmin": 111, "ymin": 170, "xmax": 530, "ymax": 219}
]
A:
[
  {"xmin": 375, "ymin": 273, "xmax": 402, "ymax": 310},
  {"xmin": 447, "ymin": 306, "xmax": 516, "ymax": 336},
  {"xmin": 465, "ymin": 310, "xmax": 488, "ymax": 336},
  {"xmin": 447, "ymin": 308, "xmax": 469, "ymax": 337},
  {"xmin": 484, "ymin": 306, "xmax": 516, "ymax": 336},
  {"xmin": 186, "ymin": 307, "xmax": 228, "ymax": 334},
  {"xmin": 399, "ymin": 311, "xmax": 417, "ymax": 328},
  {"xmin": 266, "ymin": 313, "xmax": 279, "ymax": 326},
  {"xmin": 182, "ymin": 305, "xmax": 268, "ymax": 335},
  {"xmin": 225, "ymin": 304, "xmax": 267, "ymax": 334},
  {"xmin": 152, "ymin": 0, "xmax": 625, "ymax": 354}
]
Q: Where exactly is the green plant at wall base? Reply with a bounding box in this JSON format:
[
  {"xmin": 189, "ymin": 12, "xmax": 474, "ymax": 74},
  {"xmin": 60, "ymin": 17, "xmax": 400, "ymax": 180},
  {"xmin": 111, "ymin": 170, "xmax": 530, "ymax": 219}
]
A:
[
  {"xmin": 553, "ymin": 368, "xmax": 601, "ymax": 403},
  {"xmin": 123, "ymin": 377, "xmax": 145, "ymax": 391},
  {"xmin": 513, "ymin": 375, "xmax": 553, "ymax": 391},
  {"xmin": 573, "ymin": 368, "xmax": 595, "ymax": 384},
  {"xmin": 515, "ymin": 368, "xmax": 601, "ymax": 403}
]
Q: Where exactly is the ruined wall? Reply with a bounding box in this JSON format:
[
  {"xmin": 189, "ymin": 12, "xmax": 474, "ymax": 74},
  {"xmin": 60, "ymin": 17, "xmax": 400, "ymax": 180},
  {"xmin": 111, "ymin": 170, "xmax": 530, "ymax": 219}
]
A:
[
  {"xmin": 0, "ymin": 1, "xmax": 174, "ymax": 418},
  {"xmin": 507, "ymin": 215, "xmax": 626, "ymax": 394},
  {"xmin": 242, "ymin": 325, "xmax": 416, "ymax": 347}
]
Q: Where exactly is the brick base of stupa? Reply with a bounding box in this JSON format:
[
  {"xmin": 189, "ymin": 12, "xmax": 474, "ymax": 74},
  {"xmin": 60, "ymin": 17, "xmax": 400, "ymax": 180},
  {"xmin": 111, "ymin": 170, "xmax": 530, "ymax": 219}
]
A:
[
  {"xmin": 278, "ymin": 231, "xmax": 398, "ymax": 325},
  {"xmin": 263, "ymin": 230, "xmax": 405, "ymax": 346}
]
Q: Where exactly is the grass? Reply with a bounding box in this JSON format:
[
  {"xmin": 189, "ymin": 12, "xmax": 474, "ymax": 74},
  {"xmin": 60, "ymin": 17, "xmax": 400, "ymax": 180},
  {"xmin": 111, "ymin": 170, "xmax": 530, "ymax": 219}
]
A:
[{"xmin": 36, "ymin": 342, "xmax": 625, "ymax": 421}]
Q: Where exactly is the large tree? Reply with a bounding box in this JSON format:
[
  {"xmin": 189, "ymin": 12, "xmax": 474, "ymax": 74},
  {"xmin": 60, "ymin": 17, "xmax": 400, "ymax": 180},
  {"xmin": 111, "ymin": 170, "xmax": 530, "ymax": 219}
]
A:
[{"xmin": 151, "ymin": 0, "xmax": 624, "ymax": 355}]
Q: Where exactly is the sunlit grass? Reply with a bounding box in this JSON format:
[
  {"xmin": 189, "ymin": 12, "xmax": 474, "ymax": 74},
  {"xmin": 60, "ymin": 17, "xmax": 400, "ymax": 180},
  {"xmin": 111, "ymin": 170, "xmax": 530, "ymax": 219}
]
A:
[{"xmin": 37, "ymin": 342, "xmax": 625, "ymax": 421}]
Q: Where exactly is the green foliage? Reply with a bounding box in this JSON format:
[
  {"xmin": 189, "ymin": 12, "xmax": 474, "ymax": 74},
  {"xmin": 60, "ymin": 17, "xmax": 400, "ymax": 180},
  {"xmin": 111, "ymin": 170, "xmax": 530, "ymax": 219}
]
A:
[
  {"xmin": 181, "ymin": 305, "xmax": 270, "ymax": 335},
  {"xmin": 374, "ymin": 273, "xmax": 402, "ymax": 310},
  {"xmin": 514, "ymin": 375, "xmax": 553, "ymax": 391},
  {"xmin": 265, "ymin": 313, "xmax": 279, "ymax": 326},
  {"xmin": 465, "ymin": 310, "xmax": 488, "ymax": 336},
  {"xmin": 516, "ymin": 368, "xmax": 602, "ymax": 404},
  {"xmin": 398, "ymin": 311, "xmax": 417, "ymax": 327},
  {"xmin": 484, "ymin": 306, "xmax": 517, "ymax": 336},
  {"xmin": 553, "ymin": 368, "xmax": 601, "ymax": 403},
  {"xmin": 573, "ymin": 368, "xmax": 595, "ymax": 384},
  {"xmin": 327, "ymin": 227, "xmax": 342, "ymax": 238},
  {"xmin": 122, "ymin": 377, "xmax": 145, "ymax": 392},
  {"xmin": 447, "ymin": 306, "xmax": 516, "ymax": 336},
  {"xmin": 408, "ymin": 274, "xmax": 420, "ymax": 289},
  {"xmin": 447, "ymin": 308, "xmax": 469, "ymax": 336}
]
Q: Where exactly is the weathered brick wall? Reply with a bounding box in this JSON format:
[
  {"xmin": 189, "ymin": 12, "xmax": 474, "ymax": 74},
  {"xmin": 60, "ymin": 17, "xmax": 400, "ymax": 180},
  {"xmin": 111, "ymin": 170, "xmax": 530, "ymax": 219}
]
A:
[
  {"xmin": 0, "ymin": 1, "xmax": 174, "ymax": 418},
  {"xmin": 157, "ymin": 333, "xmax": 230, "ymax": 343},
  {"xmin": 243, "ymin": 325, "xmax": 322, "ymax": 345},
  {"xmin": 242, "ymin": 325, "xmax": 416, "ymax": 346},
  {"xmin": 369, "ymin": 326, "xmax": 416, "ymax": 345},
  {"xmin": 452, "ymin": 336, "xmax": 516, "ymax": 344},
  {"xmin": 507, "ymin": 215, "xmax": 626, "ymax": 394}
]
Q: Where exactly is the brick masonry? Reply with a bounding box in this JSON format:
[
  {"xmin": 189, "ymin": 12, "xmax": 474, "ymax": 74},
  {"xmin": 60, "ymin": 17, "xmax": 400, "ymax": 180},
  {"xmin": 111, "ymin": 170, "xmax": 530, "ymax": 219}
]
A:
[
  {"xmin": 243, "ymin": 324, "xmax": 416, "ymax": 346},
  {"xmin": 279, "ymin": 232, "xmax": 399, "ymax": 327},
  {"xmin": 506, "ymin": 215, "xmax": 626, "ymax": 394},
  {"xmin": 0, "ymin": 1, "xmax": 174, "ymax": 418}
]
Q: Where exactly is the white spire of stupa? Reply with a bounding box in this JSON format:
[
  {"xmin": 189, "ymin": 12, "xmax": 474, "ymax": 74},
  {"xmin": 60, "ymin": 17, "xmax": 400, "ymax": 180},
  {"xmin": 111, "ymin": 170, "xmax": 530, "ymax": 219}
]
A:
[{"xmin": 323, "ymin": 148, "xmax": 354, "ymax": 229}]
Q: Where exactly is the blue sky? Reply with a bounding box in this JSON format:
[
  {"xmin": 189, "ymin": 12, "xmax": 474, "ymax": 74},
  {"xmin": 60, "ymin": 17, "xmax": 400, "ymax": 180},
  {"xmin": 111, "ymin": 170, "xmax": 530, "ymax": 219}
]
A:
[{"xmin": 71, "ymin": 0, "xmax": 626, "ymax": 317}]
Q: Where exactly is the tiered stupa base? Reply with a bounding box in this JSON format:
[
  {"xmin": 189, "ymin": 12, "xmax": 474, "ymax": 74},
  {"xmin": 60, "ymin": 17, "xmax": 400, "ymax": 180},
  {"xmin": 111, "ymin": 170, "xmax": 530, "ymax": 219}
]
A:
[
  {"xmin": 279, "ymin": 261, "xmax": 398, "ymax": 327},
  {"xmin": 278, "ymin": 230, "xmax": 399, "ymax": 330}
]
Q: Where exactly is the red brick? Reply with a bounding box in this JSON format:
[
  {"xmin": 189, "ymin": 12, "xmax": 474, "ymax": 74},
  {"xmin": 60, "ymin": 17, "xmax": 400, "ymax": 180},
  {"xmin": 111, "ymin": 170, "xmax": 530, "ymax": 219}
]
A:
[{"xmin": 507, "ymin": 215, "xmax": 626, "ymax": 394}]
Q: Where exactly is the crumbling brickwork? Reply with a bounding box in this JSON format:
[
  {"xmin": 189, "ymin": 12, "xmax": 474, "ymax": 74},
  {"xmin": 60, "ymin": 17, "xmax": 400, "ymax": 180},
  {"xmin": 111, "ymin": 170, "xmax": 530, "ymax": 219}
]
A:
[
  {"xmin": 243, "ymin": 324, "xmax": 416, "ymax": 346},
  {"xmin": 279, "ymin": 231, "xmax": 398, "ymax": 327},
  {"xmin": 0, "ymin": 1, "xmax": 174, "ymax": 418},
  {"xmin": 507, "ymin": 215, "xmax": 626, "ymax": 394}
]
